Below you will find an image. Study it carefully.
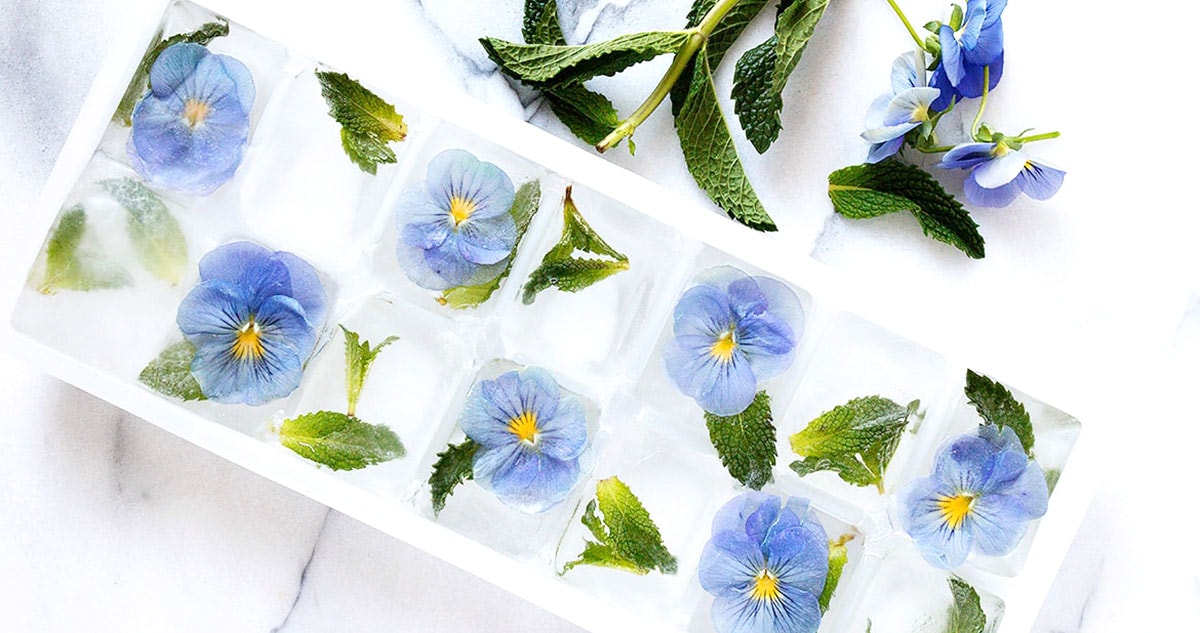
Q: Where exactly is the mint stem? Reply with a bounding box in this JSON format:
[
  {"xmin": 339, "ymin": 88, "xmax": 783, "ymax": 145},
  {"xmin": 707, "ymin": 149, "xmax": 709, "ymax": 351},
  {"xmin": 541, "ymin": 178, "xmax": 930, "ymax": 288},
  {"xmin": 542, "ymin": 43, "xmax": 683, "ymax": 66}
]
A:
[
  {"xmin": 595, "ymin": 0, "xmax": 747, "ymax": 152},
  {"xmin": 971, "ymin": 65, "xmax": 990, "ymax": 140},
  {"xmin": 1014, "ymin": 131, "xmax": 1060, "ymax": 143},
  {"xmin": 885, "ymin": 0, "xmax": 927, "ymax": 50}
]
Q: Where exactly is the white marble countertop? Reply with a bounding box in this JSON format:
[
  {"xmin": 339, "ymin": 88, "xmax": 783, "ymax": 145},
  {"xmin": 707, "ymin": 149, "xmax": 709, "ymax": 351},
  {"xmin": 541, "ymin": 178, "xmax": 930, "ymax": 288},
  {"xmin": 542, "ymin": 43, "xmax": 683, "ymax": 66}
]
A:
[{"xmin": 2, "ymin": 0, "xmax": 1198, "ymax": 631}]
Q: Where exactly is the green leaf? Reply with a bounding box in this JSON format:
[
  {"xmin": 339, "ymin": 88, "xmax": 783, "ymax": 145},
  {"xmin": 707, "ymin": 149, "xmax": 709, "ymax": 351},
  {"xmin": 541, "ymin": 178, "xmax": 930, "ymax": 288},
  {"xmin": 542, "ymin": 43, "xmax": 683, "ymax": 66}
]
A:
[
  {"xmin": 279, "ymin": 411, "xmax": 405, "ymax": 471},
  {"xmin": 36, "ymin": 206, "xmax": 131, "ymax": 294},
  {"xmin": 562, "ymin": 477, "xmax": 677, "ymax": 575},
  {"xmin": 429, "ymin": 439, "xmax": 479, "ymax": 515},
  {"xmin": 732, "ymin": 0, "xmax": 830, "ymax": 153},
  {"xmin": 819, "ymin": 534, "xmax": 852, "ymax": 613},
  {"xmin": 947, "ymin": 577, "xmax": 987, "ymax": 633},
  {"xmin": 523, "ymin": 0, "xmax": 567, "ymax": 45},
  {"xmin": 544, "ymin": 84, "xmax": 622, "ymax": 147},
  {"xmin": 439, "ymin": 180, "xmax": 542, "ymax": 309},
  {"xmin": 480, "ymin": 31, "xmax": 690, "ymax": 87},
  {"xmin": 1044, "ymin": 468, "xmax": 1061, "ymax": 494},
  {"xmin": 522, "ymin": 186, "xmax": 629, "ymax": 304},
  {"xmin": 113, "ymin": 20, "xmax": 229, "ymax": 126},
  {"xmin": 315, "ymin": 70, "xmax": 408, "ymax": 175},
  {"xmin": 788, "ymin": 396, "xmax": 916, "ymax": 493},
  {"xmin": 705, "ymin": 391, "xmax": 777, "ymax": 489},
  {"xmin": 679, "ymin": 0, "xmax": 771, "ymax": 71},
  {"xmin": 673, "ymin": 47, "xmax": 776, "ymax": 232},
  {"xmin": 828, "ymin": 160, "xmax": 984, "ymax": 259},
  {"xmin": 340, "ymin": 326, "xmax": 398, "ymax": 417},
  {"xmin": 100, "ymin": 177, "xmax": 188, "ymax": 283},
  {"xmin": 138, "ymin": 340, "xmax": 205, "ymax": 401},
  {"xmin": 964, "ymin": 369, "xmax": 1035, "ymax": 456}
]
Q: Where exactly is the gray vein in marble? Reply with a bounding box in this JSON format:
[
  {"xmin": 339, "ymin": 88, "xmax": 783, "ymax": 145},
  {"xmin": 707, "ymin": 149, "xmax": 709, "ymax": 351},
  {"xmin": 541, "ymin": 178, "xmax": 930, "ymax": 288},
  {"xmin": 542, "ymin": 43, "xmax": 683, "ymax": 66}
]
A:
[{"xmin": 272, "ymin": 507, "xmax": 332, "ymax": 633}]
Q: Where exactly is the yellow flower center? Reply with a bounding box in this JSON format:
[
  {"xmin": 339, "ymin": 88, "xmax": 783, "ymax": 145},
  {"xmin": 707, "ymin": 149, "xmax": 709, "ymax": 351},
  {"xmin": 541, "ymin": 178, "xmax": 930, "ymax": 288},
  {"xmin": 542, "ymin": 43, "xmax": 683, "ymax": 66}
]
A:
[
  {"xmin": 991, "ymin": 141, "xmax": 1011, "ymax": 158},
  {"xmin": 182, "ymin": 98, "xmax": 211, "ymax": 129},
  {"xmin": 507, "ymin": 410, "xmax": 539, "ymax": 444},
  {"xmin": 938, "ymin": 493, "xmax": 976, "ymax": 529},
  {"xmin": 749, "ymin": 568, "xmax": 782, "ymax": 602},
  {"xmin": 913, "ymin": 103, "xmax": 931, "ymax": 122},
  {"xmin": 232, "ymin": 318, "xmax": 266, "ymax": 360},
  {"xmin": 710, "ymin": 328, "xmax": 737, "ymax": 363},
  {"xmin": 449, "ymin": 195, "xmax": 477, "ymax": 228}
]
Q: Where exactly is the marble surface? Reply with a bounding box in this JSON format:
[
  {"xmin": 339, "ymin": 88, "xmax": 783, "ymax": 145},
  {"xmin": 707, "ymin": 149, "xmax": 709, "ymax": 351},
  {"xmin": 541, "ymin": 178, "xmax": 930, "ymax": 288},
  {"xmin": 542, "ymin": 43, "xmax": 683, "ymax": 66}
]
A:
[{"xmin": 2, "ymin": 0, "xmax": 1198, "ymax": 631}]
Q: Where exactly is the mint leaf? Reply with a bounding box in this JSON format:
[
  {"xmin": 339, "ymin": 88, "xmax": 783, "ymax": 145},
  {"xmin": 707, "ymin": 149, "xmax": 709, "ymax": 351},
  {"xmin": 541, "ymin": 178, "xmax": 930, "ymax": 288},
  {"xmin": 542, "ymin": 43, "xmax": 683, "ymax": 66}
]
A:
[
  {"xmin": 947, "ymin": 577, "xmax": 987, "ymax": 633},
  {"xmin": 315, "ymin": 70, "xmax": 408, "ymax": 175},
  {"xmin": 480, "ymin": 31, "xmax": 690, "ymax": 87},
  {"xmin": 340, "ymin": 326, "xmax": 398, "ymax": 417},
  {"xmin": 732, "ymin": 0, "xmax": 830, "ymax": 153},
  {"xmin": 673, "ymin": 47, "xmax": 776, "ymax": 232},
  {"xmin": 563, "ymin": 477, "xmax": 677, "ymax": 575},
  {"xmin": 113, "ymin": 20, "xmax": 229, "ymax": 126},
  {"xmin": 100, "ymin": 177, "xmax": 188, "ymax": 284},
  {"xmin": 440, "ymin": 180, "xmax": 541, "ymax": 309},
  {"xmin": 705, "ymin": 391, "xmax": 777, "ymax": 489},
  {"xmin": 279, "ymin": 411, "xmax": 404, "ymax": 471},
  {"xmin": 828, "ymin": 160, "xmax": 984, "ymax": 259},
  {"xmin": 139, "ymin": 340, "xmax": 205, "ymax": 401},
  {"xmin": 680, "ymin": 0, "xmax": 771, "ymax": 70},
  {"xmin": 522, "ymin": 186, "xmax": 629, "ymax": 304},
  {"xmin": 964, "ymin": 369, "xmax": 1034, "ymax": 456},
  {"xmin": 820, "ymin": 534, "xmax": 852, "ymax": 613},
  {"xmin": 523, "ymin": 0, "xmax": 567, "ymax": 46},
  {"xmin": 788, "ymin": 396, "xmax": 916, "ymax": 493},
  {"xmin": 429, "ymin": 439, "xmax": 479, "ymax": 515},
  {"xmin": 37, "ymin": 206, "xmax": 131, "ymax": 294}
]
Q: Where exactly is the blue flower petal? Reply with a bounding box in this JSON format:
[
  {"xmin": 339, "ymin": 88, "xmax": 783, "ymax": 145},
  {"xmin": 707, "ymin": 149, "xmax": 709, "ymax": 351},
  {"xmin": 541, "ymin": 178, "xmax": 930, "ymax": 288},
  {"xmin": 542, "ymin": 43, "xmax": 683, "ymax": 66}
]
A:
[
  {"xmin": 209, "ymin": 53, "xmax": 255, "ymax": 115},
  {"xmin": 939, "ymin": 143, "xmax": 996, "ymax": 170},
  {"xmin": 395, "ymin": 238, "xmax": 454, "ymax": 291},
  {"xmin": 958, "ymin": 0, "xmax": 987, "ymax": 52},
  {"xmin": 954, "ymin": 54, "xmax": 1004, "ymax": 99},
  {"xmin": 422, "ymin": 235, "xmax": 479, "ymax": 287},
  {"xmin": 483, "ymin": 446, "xmax": 580, "ymax": 513},
  {"xmin": 890, "ymin": 51, "xmax": 922, "ymax": 93},
  {"xmin": 256, "ymin": 294, "xmax": 317, "ymax": 359},
  {"xmin": 189, "ymin": 322, "xmax": 304, "ymax": 406},
  {"xmin": 665, "ymin": 335, "xmax": 758, "ymax": 416},
  {"xmin": 726, "ymin": 277, "xmax": 770, "ymax": 322},
  {"xmin": 456, "ymin": 213, "xmax": 517, "ymax": 265},
  {"xmin": 964, "ymin": 171, "xmax": 1022, "ymax": 207},
  {"xmin": 711, "ymin": 492, "xmax": 775, "ymax": 537},
  {"xmin": 932, "ymin": 434, "xmax": 993, "ymax": 492},
  {"xmin": 968, "ymin": 487, "xmax": 1034, "ymax": 557},
  {"xmin": 699, "ymin": 528, "xmax": 764, "ymax": 593},
  {"xmin": 966, "ymin": 16, "xmax": 1004, "ymax": 66},
  {"xmin": 1015, "ymin": 160, "xmax": 1066, "ymax": 201},
  {"xmin": 938, "ymin": 25, "xmax": 965, "ymax": 87},
  {"xmin": 397, "ymin": 187, "xmax": 454, "ymax": 250},
  {"xmin": 972, "ymin": 149, "xmax": 1026, "ymax": 189},
  {"xmin": 904, "ymin": 482, "xmax": 975, "ymax": 569},
  {"xmin": 148, "ymin": 42, "xmax": 208, "ymax": 97},
  {"xmin": 863, "ymin": 93, "xmax": 892, "ymax": 130},
  {"xmin": 929, "ymin": 66, "xmax": 956, "ymax": 112},
  {"xmin": 673, "ymin": 285, "xmax": 733, "ymax": 338},
  {"xmin": 743, "ymin": 495, "xmax": 784, "ymax": 547},
  {"xmin": 769, "ymin": 582, "xmax": 824, "ymax": 633},
  {"xmin": 177, "ymin": 280, "xmax": 250, "ymax": 337},
  {"xmin": 426, "ymin": 149, "xmax": 516, "ymax": 221},
  {"xmin": 882, "ymin": 87, "xmax": 940, "ymax": 126},
  {"xmin": 766, "ymin": 519, "xmax": 828, "ymax": 596},
  {"xmin": 460, "ymin": 381, "xmax": 514, "ymax": 449},
  {"xmin": 861, "ymin": 120, "xmax": 918, "ymax": 144},
  {"xmin": 536, "ymin": 394, "xmax": 588, "ymax": 461},
  {"xmin": 866, "ymin": 136, "xmax": 907, "ymax": 164},
  {"xmin": 274, "ymin": 251, "xmax": 327, "ymax": 328}
]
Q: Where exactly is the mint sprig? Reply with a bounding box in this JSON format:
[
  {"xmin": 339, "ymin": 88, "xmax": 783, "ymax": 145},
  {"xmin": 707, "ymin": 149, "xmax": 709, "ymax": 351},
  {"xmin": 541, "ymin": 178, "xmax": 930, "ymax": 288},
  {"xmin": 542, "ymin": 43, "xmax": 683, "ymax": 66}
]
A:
[
  {"xmin": 828, "ymin": 159, "xmax": 985, "ymax": 259},
  {"xmin": 947, "ymin": 577, "xmax": 987, "ymax": 633},
  {"xmin": 439, "ymin": 180, "xmax": 542, "ymax": 309},
  {"xmin": 964, "ymin": 369, "xmax": 1035, "ymax": 456},
  {"xmin": 789, "ymin": 396, "xmax": 917, "ymax": 493},
  {"xmin": 113, "ymin": 19, "xmax": 229, "ymax": 126},
  {"xmin": 139, "ymin": 340, "xmax": 205, "ymax": 401},
  {"xmin": 36, "ymin": 205, "xmax": 131, "ymax": 294},
  {"xmin": 562, "ymin": 476, "xmax": 678, "ymax": 576},
  {"xmin": 705, "ymin": 391, "xmax": 777, "ymax": 489},
  {"xmin": 341, "ymin": 326, "xmax": 398, "ymax": 417},
  {"xmin": 101, "ymin": 178, "xmax": 188, "ymax": 284},
  {"xmin": 481, "ymin": 31, "xmax": 691, "ymax": 87},
  {"xmin": 819, "ymin": 534, "xmax": 853, "ymax": 613},
  {"xmin": 522, "ymin": 185, "xmax": 629, "ymax": 304},
  {"xmin": 315, "ymin": 70, "xmax": 408, "ymax": 175},
  {"xmin": 429, "ymin": 439, "xmax": 479, "ymax": 515}
]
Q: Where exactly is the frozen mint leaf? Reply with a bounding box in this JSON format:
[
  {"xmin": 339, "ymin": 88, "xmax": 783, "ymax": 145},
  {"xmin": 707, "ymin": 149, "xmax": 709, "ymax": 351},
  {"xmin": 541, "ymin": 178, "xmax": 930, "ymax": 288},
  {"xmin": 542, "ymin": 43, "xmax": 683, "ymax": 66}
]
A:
[
  {"xmin": 819, "ymin": 534, "xmax": 852, "ymax": 613},
  {"xmin": 480, "ymin": 31, "xmax": 690, "ymax": 87},
  {"xmin": 705, "ymin": 391, "xmax": 777, "ymax": 489},
  {"xmin": 279, "ymin": 411, "xmax": 404, "ymax": 471},
  {"xmin": 965, "ymin": 369, "xmax": 1034, "ymax": 456},
  {"xmin": 732, "ymin": 0, "xmax": 829, "ymax": 153},
  {"xmin": 101, "ymin": 178, "xmax": 188, "ymax": 283},
  {"xmin": 544, "ymin": 84, "xmax": 622, "ymax": 146},
  {"xmin": 340, "ymin": 326, "xmax": 398, "ymax": 417},
  {"xmin": 673, "ymin": 48, "xmax": 776, "ymax": 232},
  {"xmin": 947, "ymin": 577, "xmax": 987, "ymax": 633},
  {"xmin": 316, "ymin": 70, "xmax": 408, "ymax": 175},
  {"xmin": 523, "ymin": 0, "xmax": 567, "ymax": 45},
  {"xmin": 828, "ymin": 160, "xmax": 984, "ymax": 259},
  {"xmin": 429, "ymin": 439, "xmax": 478, "ymax": 515},
  {"xmin": 522, "ymin": 185, "xmax": 629, "ymax": 304},
  {"xmin": 37, "ymin": 206, "xmax": 131, "ymax": 294},
  {"xmin": 113, "ymin": 19, "xmax": 229, "ymax": 126},
  {"xmin": 789, "ymin": 396, "xmax": 917, "ymax": 493},
  {"xmin": 563, "ymin": 477, "xmax": 677, "ymax": 575},
  {"xmin": 139, "ymin": 340, "xmax": 205, "ymax": 401},
  {"xmin": 1044, "ymin": 468, "xmax": 1061, "ymax": 494},
  {"xmin": 440, "ymin": 180, "xmax": 541, "ymax": 309}
]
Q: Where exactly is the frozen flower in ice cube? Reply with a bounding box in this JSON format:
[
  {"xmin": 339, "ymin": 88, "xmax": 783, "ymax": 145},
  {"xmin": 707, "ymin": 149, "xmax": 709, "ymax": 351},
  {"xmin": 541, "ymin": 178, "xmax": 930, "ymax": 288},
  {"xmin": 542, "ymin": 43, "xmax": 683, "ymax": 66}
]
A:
[
  {"xmin": 699, "ymin": 492, "xmax": 829, "ymax": 633},
  {"xmin": 127, "ymin": 43, "xmax": 255, "ymax": 195},
  {"xmin": 939, "ymin": 141, "xmax": 1066, "ymax": 207},
  {"xmin": 395, "ymin": 149, "xmax": 517, "ymax": 290},
  {"xmin": 900, "ymin": 425, "xmax": 1048, "ymax": 569},
  {"xmin": 177, "ymin": 242, "xmax": 327, "ymax": 405},
  {"xmin": 459, "ymin": 367, "xmax": 587, "ymax": 513},
  {"xmin": 663, "ymin": 267, "xmax": 803, "ymax": 416}
]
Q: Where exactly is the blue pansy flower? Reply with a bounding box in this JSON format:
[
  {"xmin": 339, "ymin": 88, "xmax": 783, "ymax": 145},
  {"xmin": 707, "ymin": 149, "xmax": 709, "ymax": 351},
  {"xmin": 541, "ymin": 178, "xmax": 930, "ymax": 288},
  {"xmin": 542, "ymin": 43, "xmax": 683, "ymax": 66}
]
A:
[
  {"xmin": 459, "ymin": 367, "xmax": 588, "ymax": 513},
  {"xmin": 395, "ymin": 149, "xmax": 517, "ymax": 291},
  {"xmin": 939, "ymin": 141, "xmax": 1066, "ymax": 207},
  {"xmin": 128, "ymin": 43, "xmax": 255, "ymax": 195},
  {"xmin": 931, "ymin": 0, "xmax": 1006, "ymax": 110},
  {"xmin": 176, "ymin": 242, "xmax": 328, "ymax": 405},
  {"xmin": 663, "ymin": 268, "xmax": 803, "ymax": 416},
  {"xmin": 699, "ymin": 492, "xmax": 829, "ymax": 633},
  {"xmin": 900, "ymin": 425, "xmax": 1048, "ymax": 569},
  {"xmin": 863, "ymin": 53, "xmax": 941, "ymax": 163}
]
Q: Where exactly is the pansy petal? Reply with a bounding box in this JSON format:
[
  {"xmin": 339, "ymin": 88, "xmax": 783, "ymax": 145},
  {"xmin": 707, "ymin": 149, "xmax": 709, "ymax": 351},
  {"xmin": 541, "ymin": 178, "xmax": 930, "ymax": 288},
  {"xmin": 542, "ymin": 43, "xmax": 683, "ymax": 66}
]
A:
[
  {"xmin": 487, "ymin": 448, "xmax": 580, "ymax": 513},
  {"xmin": 972, "ymin": 150, "xmax": 1026, "ymax": 189},
  {"xmin": 697, "ymin": 351, "xmax": 759, "ymax": 416},
  {"xmin": 929, "ymin": 67, "xmax": 956, "ymax": 112},
  {"xmin": 1015, "ymin": 160, "xmax": 1066, "ymax": 200},
  {"xmin": 932, "ymin": 434, "xmax": 993, "ymax": 492},
  {"xmin": 149, "ymin": 43, "xmax": 207, "ymax": 96},
  {"xmin": 471, "ymin": 440, "xmax": 521, "ymax": 482},
  {"xmin": 959, "ymin": 0, "xmax": 986, "ymax": 51},
  {"xmin": 890, "ymin": 51, "xmax": 922, "ymax": 92},
  {"xmin": 771, "ymin": 582, "xmax": 824, "ymax": 633},
  {"xmin": 177, "ymin": 280, "xmax": 250, "ymax": 337},
  {"xmin": 209, "ymin": 53, "xmax": 255, "ymax": 115},
  {"xmin": 866, "ymin": 136, "xmax": 907, "ymax": 164},
  {"xmin": 426, "ymin": 149, "xmax": 516, "ymax": 221},
  {"xmin": 274, "ymin": 251, "xmax": 327, "ymax": 328},
  {"xmin": 743, "ymin": 495, "xmax": 784, "ymax": 547},
  {"xmin": 673, "ymin": 284, "xmax": 733, "ymax": 338},
  {"xmin": 861, "ymin": 121, "xmax": 918, "ymax": 144},
  {"xmin": 968, "ymin": 484, "xmax": 1037, "ymax": 556},
  {"xmin": 767, "ymin": 523, "xmax": 829, "ymax": 595},
  {"xmin": 882, "ymin": 87, "xmax": 940, "ymax": 126},
  {"xmin": 711, "ymin": 492, "xmax": 774, "ymax": 536},
  {"xmin": 964, "ymin": 172, "xmax": 1022, "ymax": 207},
  {"xmin": 966, "ymin": 18, "xmax": 1004, "ymax": 66},
  {"xmin": 938, "ymin": 25, "xmax": 965, "ymax": 86},
  {"xmin": 256, "ymin": 294, "xmax": 317, "ymax": 359},
  {"xmin": 699, "ymin": 529, "xmax": 764, "ymax": 593},
  {"xmin": 422, "ymin": 236, "xmax": 477, "ymax": 287},
  {"xmin": 395, "ymin": 239, "xmax": 453, "ymax": 290},
  {"xmin": 955, "ymin": 55, "xmax": 1004, "ymax": 99},
  {"xmin": 190, "ymin": 327, "xmax": 303, "ymax": 406},
  {"xmin": 726, "ymin": 277, "xmax": 769, "ymax": 321},
  {"xmin": 939, "ymin": 143, "xmax": 996, "ymax": 170},
  {"xmin": 459, "ymin": 381, "xmax": 516, "ymax": 449},
  {"xmin": 397, "ymin": 187, "xmax": 454, "ymax": 250},
  {"xmin": 456, "ymin": 213, "xmax": 517, "ymax": 265},
  {"xmin": 864, "ymin": 93, "xmax": 892, "ymax": 130},
  {"xmin": 536, "ymin": 394, "xmax": 588, "ymax": 461}
]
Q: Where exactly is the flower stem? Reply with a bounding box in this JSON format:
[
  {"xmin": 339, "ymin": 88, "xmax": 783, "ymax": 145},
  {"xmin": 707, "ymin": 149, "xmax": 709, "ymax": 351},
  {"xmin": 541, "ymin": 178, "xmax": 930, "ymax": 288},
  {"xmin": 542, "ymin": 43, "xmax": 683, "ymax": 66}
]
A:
[
  {"xmin": 886, "ymin": 0, "xmax": 927, "ymax": 50},
  {"xmin": 914, "ymin": 143, "xmax": 955, "ymax": 154},
  {"xmin": 595, "ymin": 0, "xmax": 745, "ymax": 153},
  {"xmin": 971, "ymin": 65, "xmax": 990, "ymax": 139},
  {"xmin": 1015, "ymin": 131, "xmax": 1061, "ymax": 143}
]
